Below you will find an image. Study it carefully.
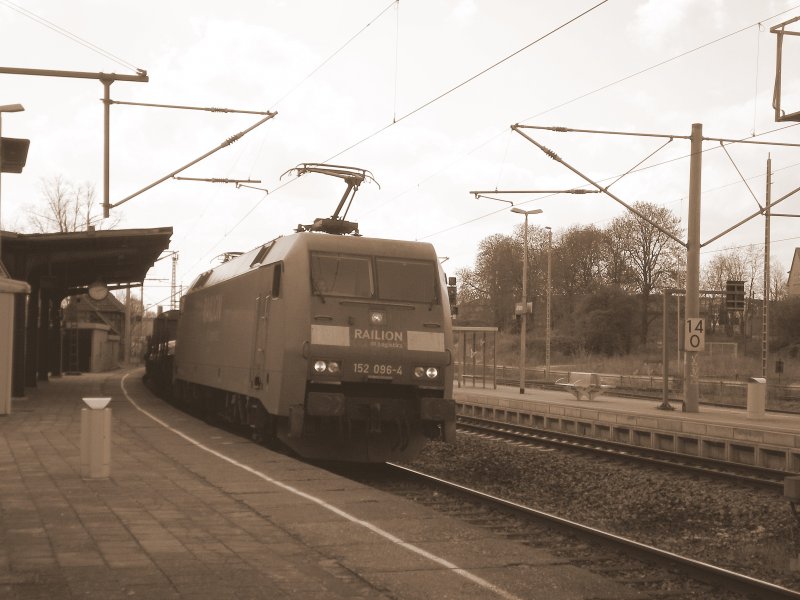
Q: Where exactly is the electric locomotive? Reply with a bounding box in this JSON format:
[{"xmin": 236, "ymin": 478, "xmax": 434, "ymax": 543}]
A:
[{"xmin": 169, "ymin": 165, "xmax": 457, "ymax": 462}]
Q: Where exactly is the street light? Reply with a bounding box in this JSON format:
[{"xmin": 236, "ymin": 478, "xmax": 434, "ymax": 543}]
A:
[
  {"xmin": 510, "ymin": 207, "xmax": 543, "ymax": 394},
  {"xmin": 545, "ymin": 226, "xmax": 552, "ymax": 381},
  {"xmin": 0, "ymin": 103, "xmax": 25, "ymax": 266}
]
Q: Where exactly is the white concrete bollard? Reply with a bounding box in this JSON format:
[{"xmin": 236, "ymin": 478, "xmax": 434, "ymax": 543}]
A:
[
  {"xmin": 747, "ymin": 377, "xmax": 766, "ymax": 419},
  {"xmin": 0, "ymin": 278, "xmax": 30, "ymax": 415},
  {"xmin": 80, "ymin": 398, "xmax": 111, "ymax": 478}
]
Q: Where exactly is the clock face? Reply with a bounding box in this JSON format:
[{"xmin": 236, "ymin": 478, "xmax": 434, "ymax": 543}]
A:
[{"xmin": 88, "ymin": 282, "xmax": 108, "ymax": 301}]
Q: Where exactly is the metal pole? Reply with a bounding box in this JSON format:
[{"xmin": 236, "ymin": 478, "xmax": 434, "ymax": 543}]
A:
[
  {"xmin": 0, "ymin": 112, "xmax": 3, "ymax": 241},
  {"xmin": 683, "ymin": 123, "xmax": 703, "ymax": 413},
  {"xmin": 102, "ymin": 79, "xmax": 112, "ymax": 218},
  {"xmin": 520, "ymin": 213, "xmax": 528, "ymax": 394},
  {"xmin": 676, "ymin": 290, "xmax": 681, "ymax": 366},
  {"xmin": 763, "ymin": 155, "xmax": 772, "ymax": 378},
  {"xmin": 124, "ymin": 287, "xmax": 131, "ymax": 365},
  {"xmin": 658, "ymin": 290, "xmax": 675, "ymax": 410},
  {"xmin": 546, "ymin": 227, "xmax": 552, "ymax": 381}
]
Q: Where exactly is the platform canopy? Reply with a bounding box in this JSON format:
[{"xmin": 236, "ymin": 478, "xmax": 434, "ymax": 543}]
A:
[{"xmin": 0, "ymin": 227, "xmax": 173, "ymax": 296}]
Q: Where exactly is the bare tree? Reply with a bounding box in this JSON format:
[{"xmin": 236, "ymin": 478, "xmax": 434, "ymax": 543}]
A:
[
  {"xmin": 770, "ymin": 258, "xmax": 788, "ymax": 302},
  {"xmin": 25, "ymin": 175, "xmax": 120, "ymax": 233}
]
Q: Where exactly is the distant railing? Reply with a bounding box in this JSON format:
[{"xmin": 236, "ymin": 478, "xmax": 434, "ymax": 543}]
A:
[
  {"xmin": 453, "ymin": 326, "xmax": 498, "ymax": 389},
  {"xmin": 454, "ymin": 360, "xmax": 800, "ymax": 411}
]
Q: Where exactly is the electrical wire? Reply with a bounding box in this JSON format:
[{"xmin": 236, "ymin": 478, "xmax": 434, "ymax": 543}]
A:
[
  {"xmin": 418, "ymin": 125, "xmax": 800, "ymax": 242},
  {"xmin": 174, "ymin": 4, "xmax": 800, "ymax": 292},
  {"xmin": 0, "ymin": 0, "xmax": 143, "ymax": 73},
  {"xmin": 752, "ymin": 23, "xmax": 764, "ymax": 136},
  {"xmin": 518, "ymin": 5, "xmax": 800, "ymax": 124},
  {"xmin": 322, "ymin": 0, "xmax": 611, "ymax": 163},
  {"xmin": 331, "ymin": 7, "xmax": 800, "ymax": 226},
  {"xmin": 393, "ymin": 0, "xmax": 400, "ymax": 123},
  {"xmin": 181, "ymin": 1, "xmax": 609, "ymax": 279},
  {"xmin": 268, "ymin": 0, "xmax": 397, "ymax": 111}
]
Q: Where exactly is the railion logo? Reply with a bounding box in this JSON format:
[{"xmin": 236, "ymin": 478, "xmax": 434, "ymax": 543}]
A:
[{"xmin": 353, "ymin": 329, "xmax": 404, "ymax": 342}]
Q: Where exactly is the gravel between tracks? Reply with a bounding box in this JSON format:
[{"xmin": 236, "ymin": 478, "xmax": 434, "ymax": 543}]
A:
[{"xmin": 405, "ymin": 434, "xmax": 800, "ymax": 590}]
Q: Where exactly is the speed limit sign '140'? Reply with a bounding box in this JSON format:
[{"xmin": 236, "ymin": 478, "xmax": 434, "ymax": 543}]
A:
[{"xmin": 685, "ymin": 318, "xmax": 705, "ymax": 352}]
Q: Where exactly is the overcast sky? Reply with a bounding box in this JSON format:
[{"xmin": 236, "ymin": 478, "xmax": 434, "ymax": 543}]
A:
[{"xmin": 2, "ymin": 0, "xmax": 800, "ymax": 310}]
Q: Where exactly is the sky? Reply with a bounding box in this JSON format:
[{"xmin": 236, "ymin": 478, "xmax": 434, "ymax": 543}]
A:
[{"xmin": 2, "ymin": 0, "xmax": 800, "ymax": 311}]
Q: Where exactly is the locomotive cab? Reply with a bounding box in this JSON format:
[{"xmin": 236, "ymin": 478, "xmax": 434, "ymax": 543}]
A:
[{"xmin": 289, "ymin": 246, "xmax": 455, "ymax": 461}]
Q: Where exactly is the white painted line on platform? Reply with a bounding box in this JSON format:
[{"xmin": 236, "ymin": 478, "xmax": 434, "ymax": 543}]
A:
[{"xmin": 120, "ymin": 374, "xmax": 527, "ymax": 600}]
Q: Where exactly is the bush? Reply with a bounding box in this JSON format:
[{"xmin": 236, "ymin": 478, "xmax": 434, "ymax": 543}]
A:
[{"xmin": 573, "ymin": 288, "xmax": 639, "ymax": 355}]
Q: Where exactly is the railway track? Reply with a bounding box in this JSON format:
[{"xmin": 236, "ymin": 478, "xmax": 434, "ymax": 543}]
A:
[
  {"xmin": 457, "ymin": 415, "xmax": 788, "ymax": 489},
  {"xmin": 340, "ymin": 462, "xmax": 800, "ymax": 600}
]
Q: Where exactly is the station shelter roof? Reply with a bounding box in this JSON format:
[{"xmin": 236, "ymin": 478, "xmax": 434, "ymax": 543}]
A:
[{"xmin": 0, "ymin": 227, "xmax": 173, "ymax": 296}]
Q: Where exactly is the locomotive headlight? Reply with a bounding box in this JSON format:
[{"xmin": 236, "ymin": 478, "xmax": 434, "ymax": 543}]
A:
[
  {"xmin": 313, "ymin": 360, "xmax": 340, "ymax": 375},
  {"xmin": 414, "ymin": 366, "xmax": 439, "ymax": 379},
  {"xmin": 369, "ymin": 310, "xmax": 386, "ymax": 325}
]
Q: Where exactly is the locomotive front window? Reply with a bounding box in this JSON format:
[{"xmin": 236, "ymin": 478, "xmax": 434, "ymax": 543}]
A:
[
  {"xmin": 310, "ymin": 253, "xmax": 373, "ymax": 298},
  {"xmin": 376, "ymin": 258, "xmax": 438, "ymax": 304}
]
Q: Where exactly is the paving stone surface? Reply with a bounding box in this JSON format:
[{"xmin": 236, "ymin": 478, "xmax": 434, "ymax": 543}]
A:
[{"xmin": 0, "ymin": 370, "xmax": 645, "ymax": 600}]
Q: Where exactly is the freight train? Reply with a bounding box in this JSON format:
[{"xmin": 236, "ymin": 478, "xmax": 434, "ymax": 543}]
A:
[{"xmin": 145, "ymin": 164, "xmax": 457, "ymax": 462}]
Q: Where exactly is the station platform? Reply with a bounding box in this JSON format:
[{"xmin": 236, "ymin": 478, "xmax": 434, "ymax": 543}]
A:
[
  {"xmin": 0, "ymin": 370, "xmax": 643, "ymax": 600},
  {"xmin": 454, "ymin": 383, "xmax": 800, "ymax": 473}
]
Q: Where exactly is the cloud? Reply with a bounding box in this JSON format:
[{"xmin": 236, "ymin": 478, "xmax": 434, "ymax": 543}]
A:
[
  {"xmin": 632, "ymin": 0, "xmax": 697, "ymax": 44},
  {"xmin": 451, "ymin": 0, "xmax": 478, "ymax": 22}
]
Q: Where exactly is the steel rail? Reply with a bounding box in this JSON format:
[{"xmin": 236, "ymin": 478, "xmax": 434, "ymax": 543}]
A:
[
  {"xmin": 456, "ymin": 417, "xmax": 786, "ymax": 490},
  {"xmin": 386, "ymin": 463, "xmax": 800, "ymax": 599}
]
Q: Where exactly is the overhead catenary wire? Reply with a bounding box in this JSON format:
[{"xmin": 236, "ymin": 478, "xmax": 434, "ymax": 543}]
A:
[
  {"xmin": 752, "ymin": 23, "xmax": 764, "ymax": 136},
  {"xmin": 322, "ymin": 0, "xmax": 610, "ymax": 163},
  {"xmin": 418, "ymin": 128, "xmax": 800, "ymax": 243},
  {"xmin": 337, "ymin": 6, "xmax": 800, "ymax": 223},
  {"xmin": 267, "ymin": 0, "xmax": 397, "ymax": 111},
  {"xmin": 518, "ymin": 4, "xmax": 800, "ymax": 124},
  {"xmin": 393, "ymin": 0, "xmax": 400, "ymax": 123},
  {"xmin": 0, "ymin": 0, "xmax": 143, "ymax": 73},
  {"xmin": 178, "ymin": 1, "xmax": 609, "ymax": 279},
  {"xmin": 174, "ymin": 4, "xmax": 800, "ymax": 297}
]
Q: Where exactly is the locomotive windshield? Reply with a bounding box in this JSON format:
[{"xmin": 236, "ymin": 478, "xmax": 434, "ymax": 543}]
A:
[
  {"xmin": 375, "ymin": 258, "xmax": 438, "ymax": 303},
  {"xmin": 310, "ymin": 253, "xmax": 373, "ymax": 298},
  {"xmin": 310, "ymin": 252, "xmax": 437, "ymax": 303}
]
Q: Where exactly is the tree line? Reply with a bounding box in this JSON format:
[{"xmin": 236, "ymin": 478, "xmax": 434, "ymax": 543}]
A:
[{"xmin": 455, "ymin": 201, "xmax": 794, "ymax": 356}]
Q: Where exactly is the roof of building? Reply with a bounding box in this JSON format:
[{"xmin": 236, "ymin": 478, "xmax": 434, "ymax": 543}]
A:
[{"xmin": 0, "ymin": 227, "xmax": 172, "ymax": 296}]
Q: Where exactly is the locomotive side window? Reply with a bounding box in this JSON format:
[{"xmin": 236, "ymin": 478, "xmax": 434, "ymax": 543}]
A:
[
  {"xmin": 310, "ymin": 253, "xmax": 373, "ymax": 298},
  {"xmin": 271, "ymin": 263, "xmax": 282, "ymax": 298},
  {"xmin": 375, "ymin": 258, "xmax": 437, "ymax": 303}
]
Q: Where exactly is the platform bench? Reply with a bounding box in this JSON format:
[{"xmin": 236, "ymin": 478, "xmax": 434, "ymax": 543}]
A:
[{"xmin": 555, "ymin": 372, "xmax": 612, "ymax": 401}]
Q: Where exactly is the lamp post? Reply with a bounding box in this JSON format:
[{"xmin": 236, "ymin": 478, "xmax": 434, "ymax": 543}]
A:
[
  {"xmin": 511, "ymin": 207, "xmax": 543, "ymax": 394},
  {"xmin": 545, "ymin": 226, "xmax": 552, "ymax": 381},
  {"xmin": 0, "ymin": 103, "xmax": 25, "ymax": 243}
]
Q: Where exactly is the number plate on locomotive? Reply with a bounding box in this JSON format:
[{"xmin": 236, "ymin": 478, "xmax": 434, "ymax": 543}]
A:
[{"xmin": 353, "ymin": 363, "xmax": 403, "ymax": 376}]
